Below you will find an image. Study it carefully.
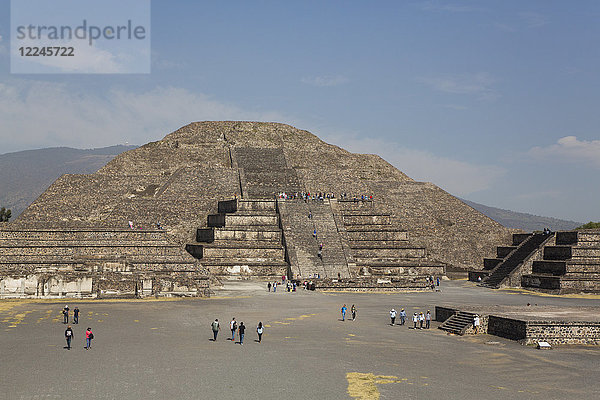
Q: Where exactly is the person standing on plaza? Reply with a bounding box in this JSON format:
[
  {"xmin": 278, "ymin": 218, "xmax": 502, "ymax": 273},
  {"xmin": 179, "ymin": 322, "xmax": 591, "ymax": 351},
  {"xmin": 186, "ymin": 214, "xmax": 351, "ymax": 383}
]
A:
[
  {"xmin": 85, "ymin": 327, "xmax": 93, "ymax": 349},
  {"xmin": 230, "ymin": 318, "xmax": 237, "ymax": 341},
  {"xmin": 211, "ymin": 319, "xmax": 220, "ymax": 341},
  {"xmin": 62, "ymin": 305, "xmax": 69, "ymax": 324},
  {"xmin": 273, "ymin": 282, "xmax": 277, "ymax": 292},
  {"xmin": 351, "ymin": 304, "xmax": 357, "ymax": 321},
  {"xmin": 257, "ymin": 322, "xmax": 264, "ymax": 343},
  {"xmin": 73, "ymin": 307, "xmax": 79, "ymax": 324},
  {"xmin": 425, "ymin": 310, "xmax": 431, "ymax": 329},
  {"xmin": 399, "ymin": 309, "xmax": 407, "ymax": 326},
  {"xmin": 238, "ymin": 322, "xmax": 246, "ymax": 345},
  {"xmin": 419, "ymin": 312, "xmax": 424, "ymax": 329},
  {"xmin": 473, "ymin": 315, "xmax": 480, "ymax": 334},
  {"xmin": 341, "ymin": 304, "xmax": 347, "ymax": 321},
  {"xmin": 64, "ymin": 325, "xmax": 73, "ymax": 350},
  {"xmin": 267, "ymin": 282, "xmax": 271, "ymax": 292},
  {"xmin": 412, "ymin": 313, "xmax": 418, "ymax": 329},
  {"xmin": 390, "ymin": 308, "xmax": 397, "ymax": 326}
]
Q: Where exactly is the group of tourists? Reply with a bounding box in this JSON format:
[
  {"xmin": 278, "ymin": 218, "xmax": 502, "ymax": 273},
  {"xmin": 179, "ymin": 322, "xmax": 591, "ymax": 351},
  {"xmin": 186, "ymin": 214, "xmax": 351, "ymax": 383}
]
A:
[
  {"xmin": 276, "ymin": 191, "xmax": 375, "ymax": 202},
  {"xmin": 62, "ymin": 305, "xmax": 94, "ymax": 350},
  {"xmin": 389, "ymin": 308, "xmax": 432, "ymax": 329},
  {"xmin": 210, "ymin": 317, "xmax": 264, "ymax": 345},
  {"xmin": 426, "ymin": 276, "xmax": 441, "ymax": 290},
  {"xmin": 267, "ymin": 280, "xmax": 316, "ymax": 292}
]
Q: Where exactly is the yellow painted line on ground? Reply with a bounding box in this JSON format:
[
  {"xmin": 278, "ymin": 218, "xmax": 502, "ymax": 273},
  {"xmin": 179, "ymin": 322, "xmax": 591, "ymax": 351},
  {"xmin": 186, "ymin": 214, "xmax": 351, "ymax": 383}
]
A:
[
  {"xmin": 97, "ymin": 320, "xmax": 103, "ymax": 322},
  {"xmin": 347, "ymin": 372, "xmax": 404, "ymax": 400},
  {"xmin": 151, "ymin": 327, "xmax": 158, "ymax": 330},
  {"xmin": 264, "ymin": 324, "xmax": 271, "ymax": 328},
  {"xmin": 134, "ymin": 320, "xmax": 139, "ymax": 323}
]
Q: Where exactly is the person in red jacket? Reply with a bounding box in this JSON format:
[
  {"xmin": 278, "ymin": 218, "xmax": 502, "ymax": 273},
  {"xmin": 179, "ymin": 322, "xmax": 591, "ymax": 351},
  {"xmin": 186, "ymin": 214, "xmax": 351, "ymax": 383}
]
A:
[{"xmin": 85, "ymin": 327, "xmax": 94, "ymax": 349}]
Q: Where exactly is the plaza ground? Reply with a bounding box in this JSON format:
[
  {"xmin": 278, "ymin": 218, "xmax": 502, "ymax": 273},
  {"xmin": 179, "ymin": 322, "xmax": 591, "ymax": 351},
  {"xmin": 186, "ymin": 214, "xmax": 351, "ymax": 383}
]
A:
[{"xmin": 1, "ymin": 280, "xmax": 599, "ymax": 399}]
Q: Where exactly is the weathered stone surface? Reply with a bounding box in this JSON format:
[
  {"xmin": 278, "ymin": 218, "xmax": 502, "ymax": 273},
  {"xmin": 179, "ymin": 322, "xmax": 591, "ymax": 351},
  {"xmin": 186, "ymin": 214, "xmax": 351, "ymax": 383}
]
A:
[{"xmin": 1, "ymin": 121, "xmax": 515, "ymax": 293}]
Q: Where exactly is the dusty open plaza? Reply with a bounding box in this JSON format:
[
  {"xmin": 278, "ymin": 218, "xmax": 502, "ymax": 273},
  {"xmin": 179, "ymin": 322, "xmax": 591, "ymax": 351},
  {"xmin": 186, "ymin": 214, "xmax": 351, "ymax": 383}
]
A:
[{"xmin": 1, "ymin": 281, "xmax": 599, "ymax": 400}]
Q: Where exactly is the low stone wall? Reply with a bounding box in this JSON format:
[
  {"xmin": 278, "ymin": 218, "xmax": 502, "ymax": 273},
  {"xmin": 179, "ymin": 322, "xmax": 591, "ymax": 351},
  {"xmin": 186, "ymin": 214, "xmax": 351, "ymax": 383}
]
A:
[
  {"xmin": 315, "ymin": 278, "xmax": 433, "ymax": 291},
  {"xmin": 523, "ymin": 321, "xmax": 600, "ymax": 345},
  {"xmin": 434, "ymin": 306, "xmax": 456, "ymax": 322},
  {"xmin": 487, "ymin": 316, "xmax": 527, "ymax": 341}
]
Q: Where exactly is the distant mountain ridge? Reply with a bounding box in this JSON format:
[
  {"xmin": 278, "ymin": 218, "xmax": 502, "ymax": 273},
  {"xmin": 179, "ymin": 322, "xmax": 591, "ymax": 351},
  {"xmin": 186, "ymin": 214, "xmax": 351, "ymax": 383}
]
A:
[
  {"xmin": 0, "ymin": 145, "xmax": 137, "ymax": 218},
  {"xmin": 0, "ymin": 145, "xmax": 581, "ymax": 232},
  {"xmin": 461, "ymin": 199, "xmax": 581, "ymax": 232}
]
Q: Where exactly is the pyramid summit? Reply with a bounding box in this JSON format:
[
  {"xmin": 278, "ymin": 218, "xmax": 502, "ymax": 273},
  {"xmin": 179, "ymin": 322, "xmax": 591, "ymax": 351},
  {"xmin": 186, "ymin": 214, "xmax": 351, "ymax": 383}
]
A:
[{"xmin": 1, "ymin": 121, "xmax": 511, "ymax": 297}]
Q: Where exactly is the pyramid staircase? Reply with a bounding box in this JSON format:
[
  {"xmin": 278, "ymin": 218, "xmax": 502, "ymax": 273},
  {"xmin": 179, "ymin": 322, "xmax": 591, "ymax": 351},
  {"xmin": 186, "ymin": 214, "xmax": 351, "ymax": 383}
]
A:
[
  {"xmin": 186, "ymin": 199, "xmax": 289, "ymax": 278},
  {"xmin": 522, "ymin": 230, "xmax": 600, "ymax": 293},
  {"xmin": 335, "ymin": 199, "xmax": 445, "ymax": 279},
  {"xmin": 438, "ymin": 311, "xmax": 477, "ymax": 335},
  {"xmin": 481, "ymin": 232, "xmax": 553, "ymax": 288}
]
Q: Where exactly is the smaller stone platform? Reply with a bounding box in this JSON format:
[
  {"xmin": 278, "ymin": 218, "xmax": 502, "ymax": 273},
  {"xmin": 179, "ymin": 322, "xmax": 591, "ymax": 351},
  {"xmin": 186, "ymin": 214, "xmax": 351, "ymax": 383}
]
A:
[{"xmin": 436, "ymin": 305, "xmax": 600, "ymax": 345}]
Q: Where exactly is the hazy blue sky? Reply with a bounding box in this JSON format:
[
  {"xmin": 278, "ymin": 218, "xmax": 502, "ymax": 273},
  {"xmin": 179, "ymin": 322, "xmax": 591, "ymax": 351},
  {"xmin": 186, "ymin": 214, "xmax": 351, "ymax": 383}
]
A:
[{"xmin": 0, "ymin": 1, "xmax": 598, "ymax": 222}]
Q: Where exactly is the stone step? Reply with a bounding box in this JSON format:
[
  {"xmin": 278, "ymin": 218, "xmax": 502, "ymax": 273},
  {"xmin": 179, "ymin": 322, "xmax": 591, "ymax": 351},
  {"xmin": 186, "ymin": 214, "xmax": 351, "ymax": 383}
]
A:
[
  {"xmin": 483, "ymin": 258, "xmax": 502, "ymax": 270},
  {"xmin": 0, "ymin": 245, "xmax": 185, "ymax": 257},
  {"xmin": 346, "ymin": 231, "xmax": 409, "ymax": 241},
  {"xmin": 555, "ymin": 231, "xmax": 578, "ymax": 245},
  {"xmin": 521, "ymin": 274, "xmax": 561, "ymax": 290},
  {"xmin": 532, "ymin": 260, "xmax": 566, "ymax": 275},
  {"xmin": 224, "ymin": 214, "xmax": 279, "ymax": 226},
  {"xmin": 0, "ymin": 229, "xmax": 167, "ymax": 241},
  {"xmin": 204, "ymin": 240, "xmax": 282, "ymax": 248},
  {"xmin": 512, "ymin": 233, "xmax": 532, "ymax": 246},
  {"xmin": 203, "ymin": 247, "xmax": 285, "ymax": 259},
  {"xmin": 497, "ymin": 246, "xmax": 517, "ymax": 258},
  {"xmin": 348, "ymin": 241, "xmax": 411, "ymax": 248},
  {"xmin": 342, "ymin": 215, "xmax": 391, "ymax": 225},
  {"xmin": 543, "ymin": 246, "xmax": 572, "ymax": 260},
  {"xmin": 352, "ymin": 248, "xmax": 426, "ymax": 258}
]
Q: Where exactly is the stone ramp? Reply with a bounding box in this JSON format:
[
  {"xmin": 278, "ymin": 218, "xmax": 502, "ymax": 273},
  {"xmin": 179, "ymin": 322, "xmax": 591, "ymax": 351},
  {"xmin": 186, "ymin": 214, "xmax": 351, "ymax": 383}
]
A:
[{"xmin": 277, "ymin": 200, "xmax": 325, "ymax": 279}]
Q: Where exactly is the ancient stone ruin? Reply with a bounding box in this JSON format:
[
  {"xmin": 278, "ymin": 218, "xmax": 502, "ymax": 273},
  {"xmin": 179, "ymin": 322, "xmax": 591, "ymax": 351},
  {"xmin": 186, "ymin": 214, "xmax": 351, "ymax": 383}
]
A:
[
  {"xmin": 470, "ymin": 229, "xmax": 600, "ymax": 293},
  {"xmin": 0, "ymin": 121, "xmax": 513, "ymax": 298}
]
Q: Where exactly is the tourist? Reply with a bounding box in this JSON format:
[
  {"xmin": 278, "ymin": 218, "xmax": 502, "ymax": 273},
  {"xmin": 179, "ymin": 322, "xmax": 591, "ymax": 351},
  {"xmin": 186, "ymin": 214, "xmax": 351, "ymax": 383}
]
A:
[
  {"xmin": 308, "ymin": 211, "xmax": 312, "ymax": 219},
  {"xmin": 477, "ymin": 276, "xmax": 482, "ymax": 282},
  {"xmin": 62, "ymin": 305, "xmax": 69, "ymax": 324},
  {"xmin": 273, "ymin": 282, "xmax": 277, "ymax": 292},
  {"xmin": 473, "ymin": 315, "xmax": 480, "ymax": 334},
  {"xmin": 267, "ymin": 282, "xmax": 271, "ymax": 292},
  {"xmin": 425, "ymin": 311, "xmax": 431, "ymax": 329},
  {"xmin": 313, "ymin": 229, "xmax": 317, "ymax": 239},
  {"xmin": 341, "ymin": 304, "xmax": 347, "ymax": 321},
  {"xmin": 390, "ymin": 309, "xmax": 397, "ymax": 326},
  {"xmin": 211, "ymin": 319, "xmax": 220, "ymax": 341},
  {"xmin": 399, "ymin": 309, "xmax": 406, "ymax": 325},
  {"xmin": 85, "ymin": 327, "xmax": 93, "ymax": 349},
  {"xmin": 412, "ymin": 313, "xmax": 418, "ymax": 329},
  {"xmin": 351, "ymin": 304, "xmax": 357, "ymax": 321},
  {"xmin": 436, "ymin": 277, "xmax": 440, "ymax": 286},
  {"xmin": 419, "ymin": 312, "xmax": 424, "ymax": 329},
  {"xmin": 317, "ymin": 249, "xmax": 322, "ymax": 259},
  {"xmin": 73, "ymin": 306, "xmax": 79, "ymax": 324},
  {"xmin": 230, "ymin": 318, "xmax": 237, "ymax": 341},
  {"xmin": 238, "ymin": 322, "xmax": 246, "ymax": 345},
  {"xmin": 65, "ymin": 325, "xmax": 73, "ymax": 350},
  {"xmin": 257, "ymin": 322, "xmax": 264, "ymax": 343}
]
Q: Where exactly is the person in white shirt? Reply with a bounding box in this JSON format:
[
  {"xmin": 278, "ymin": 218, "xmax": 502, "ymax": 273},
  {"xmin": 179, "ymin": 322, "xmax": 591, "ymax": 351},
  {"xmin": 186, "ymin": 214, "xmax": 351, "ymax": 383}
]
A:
[{"xmin": 390, "ymin": 309, "xmax": 397, "ymax": 325}]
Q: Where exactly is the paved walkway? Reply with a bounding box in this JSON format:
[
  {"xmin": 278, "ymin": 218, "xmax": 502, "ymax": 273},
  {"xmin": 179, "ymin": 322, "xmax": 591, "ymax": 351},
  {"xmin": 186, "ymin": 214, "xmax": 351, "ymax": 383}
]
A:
[{"xmin": 1, "ymin": 280, "xmax": 598, "ymax": 399}]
